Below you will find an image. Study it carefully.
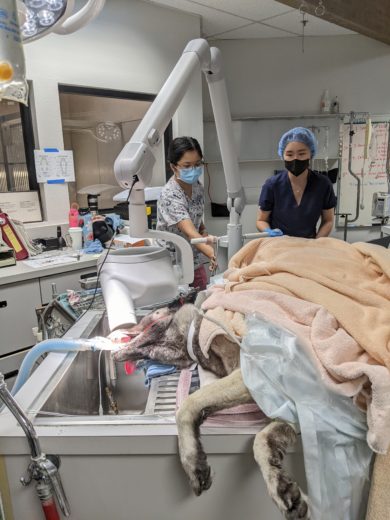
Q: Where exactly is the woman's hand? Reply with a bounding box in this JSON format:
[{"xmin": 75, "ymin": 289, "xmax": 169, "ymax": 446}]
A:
[{"xmin": 209, "ymin": 255, "xmax": 218, "ymax": 272}]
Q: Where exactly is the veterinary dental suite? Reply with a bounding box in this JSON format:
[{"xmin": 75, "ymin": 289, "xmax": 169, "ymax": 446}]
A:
[{"xmin": 1, "ymin": 1, "xmax": 390, "ymax": 519}]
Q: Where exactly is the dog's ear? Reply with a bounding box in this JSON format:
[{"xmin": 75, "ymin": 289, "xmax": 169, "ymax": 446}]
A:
[{"xmin": 112, "ymin": 313, "xmax": 174, "ymax": 363}]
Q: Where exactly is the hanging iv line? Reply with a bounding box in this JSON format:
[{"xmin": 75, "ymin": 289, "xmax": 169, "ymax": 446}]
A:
[
  {"xmin": 299, "ymin": 1, "xmax": 308, "ymax": 53},
  {"xmin": 346, "ymin": 112, "xmax": 370, "ymax": 223}
]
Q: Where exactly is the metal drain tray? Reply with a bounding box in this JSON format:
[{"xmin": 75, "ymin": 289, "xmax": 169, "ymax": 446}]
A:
[{"xmin": 144, "ymin": 368, "xmax": 199, "ymax": 415}]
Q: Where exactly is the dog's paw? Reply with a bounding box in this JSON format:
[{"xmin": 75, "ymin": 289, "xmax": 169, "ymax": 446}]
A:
[
  {"xmin": 180, "ymin": 452, "xmax": 213, "ymax": 496},
  {"xmin": 277, "ymin": 473, "xmax": 310, "ymax": 519},
  {"xmin": 193, "ymin": 463, "xmax": 212, "ymax": 496}
]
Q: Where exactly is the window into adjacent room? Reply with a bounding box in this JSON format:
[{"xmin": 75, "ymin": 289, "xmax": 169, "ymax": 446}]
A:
[
  {"xmin": 58, "ymin": 85, "xmax": 172, "ymax": 212},
  {"xmin": 0, "ymin": 97, "xmax": 37, "ymax": 193}
]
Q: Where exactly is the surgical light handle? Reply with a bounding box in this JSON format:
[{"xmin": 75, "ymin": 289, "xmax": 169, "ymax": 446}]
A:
[
  {"xmin": 54, "ymin": 0, "xmax": 106, "ymax": 35},
  {"xmin": 191, "ymin": 232, "xmax": 269, "ymax": 245}
]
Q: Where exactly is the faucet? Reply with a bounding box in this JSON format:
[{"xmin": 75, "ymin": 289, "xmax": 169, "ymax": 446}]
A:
[{"xmin": 0, "ymin": 373, "xmax": 71, "ymax": 517}]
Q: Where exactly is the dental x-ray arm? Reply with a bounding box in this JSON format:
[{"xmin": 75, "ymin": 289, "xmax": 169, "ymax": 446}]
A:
[{"xmin": 114, "ymin": 38, "xmax": 246, "ymax": 282}]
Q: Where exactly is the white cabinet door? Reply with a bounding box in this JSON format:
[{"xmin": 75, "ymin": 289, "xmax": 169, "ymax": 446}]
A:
[
  {"xmin": 0, "ymin": 280, "xmax": 41, "ymax": 356},
  {"xmin": 39, "ymin": 267, "xmax": 97, "ymax": 304}
]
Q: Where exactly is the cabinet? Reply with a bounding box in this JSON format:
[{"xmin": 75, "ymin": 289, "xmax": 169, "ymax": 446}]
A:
[
  {"xmin": 0, "ymin": 279, "xmax": 41, "ymax": 356},
  {"xmin": 0, "ymin": 262, "xmax": 97, "ymax": 380},
  {"xmin": 204, "ymin": 115, "xmax": 342, "ymax": 163},
  {"xmin": 39, "ymin": 267, "xmax": 96, "ymax": 304}
]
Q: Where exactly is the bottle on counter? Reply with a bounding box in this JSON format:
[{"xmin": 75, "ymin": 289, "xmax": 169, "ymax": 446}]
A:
[
  {"xmin": 331, "ymin": 96, "xmax": 340, "ymax": 114},
  {"xmin": 57, "ymin": 226, "xmax": 66, "ymax": 250},
  {"xmin": 320, "ymin": 89, "xmax": 331, "ymax": 113},
  {"xmin": 68, "ymin": 202, "xmax": 80, "ymax": 228}
]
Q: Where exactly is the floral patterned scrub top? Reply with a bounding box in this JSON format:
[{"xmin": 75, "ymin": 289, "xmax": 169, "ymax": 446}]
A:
[{"xmin": 157, "ymin": 176, "xmax": 204, "ymax": 268}]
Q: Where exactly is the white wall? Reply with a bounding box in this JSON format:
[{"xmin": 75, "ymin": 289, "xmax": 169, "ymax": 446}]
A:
[
  {"xmin": 203, "ymin": 34, "xmax": 390, "ymax": 242},
  {"xmin": 24, "ymin": 0, "xmax": 202, "ymax": 225}
]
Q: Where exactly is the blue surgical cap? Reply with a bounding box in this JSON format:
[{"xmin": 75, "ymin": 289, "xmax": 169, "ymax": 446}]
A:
[{"xmin": 278, "ymin": 127, "xmax": 318, "ymax": 158}]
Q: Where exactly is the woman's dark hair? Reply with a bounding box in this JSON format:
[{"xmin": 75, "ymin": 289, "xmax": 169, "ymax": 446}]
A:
[{"xmin": 167, "ymin": 136, "xmax": 203, "ymax": 165}]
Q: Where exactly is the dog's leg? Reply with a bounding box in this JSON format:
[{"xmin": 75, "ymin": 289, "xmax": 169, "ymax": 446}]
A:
[
  {"xmin": 253, "ymin": 421, "xmax": 310, "ymax": 520},
  {"xmin": 176, "ymin": 368, "xmax": 252, "ymax": 496}
]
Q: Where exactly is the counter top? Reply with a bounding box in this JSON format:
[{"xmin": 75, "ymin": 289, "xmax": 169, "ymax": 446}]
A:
[
  {"xmin": 0, "ymin": 251, "xmax": 100, "ymax": 286},
  {"xmin": 382, "ymin": 224, "xmax": 390, "ymax": 236}
]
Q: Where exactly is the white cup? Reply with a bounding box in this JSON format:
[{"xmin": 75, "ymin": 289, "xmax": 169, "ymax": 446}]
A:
[{"xmin": 69, "ymin": 227, "xmax": 83, "ymax": 250}]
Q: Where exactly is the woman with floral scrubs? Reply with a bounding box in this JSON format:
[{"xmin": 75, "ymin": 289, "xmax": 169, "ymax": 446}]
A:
[{"xmin": 157, "ymin": 136, "xmax": 216, "ymax": 291}]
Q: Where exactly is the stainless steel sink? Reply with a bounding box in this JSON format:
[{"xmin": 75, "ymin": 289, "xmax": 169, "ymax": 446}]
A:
[
  {"xmin": 37, "ymin": 311, "xmax": 149, "ymax": 417},
  {"xmin": 38, "ymin": 350, "xmax": 149, "ymax": 416}
]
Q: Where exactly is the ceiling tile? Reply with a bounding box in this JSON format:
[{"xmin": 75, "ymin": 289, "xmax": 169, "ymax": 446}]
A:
[
  {"xmin": 146, "ymin": 0, "xmax": 355, "ymax": 39},
  {"xmin": 189, "ymin": 0, "xmax": 294, "ymax": 21},
  {"xmin": 147, "ymin": 0, "xmax": 250, "ymax": 36}
]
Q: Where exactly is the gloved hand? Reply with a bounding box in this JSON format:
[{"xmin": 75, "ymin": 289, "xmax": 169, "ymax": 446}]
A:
[{"xmin": 265, "ymin": 228, "xmax": 283, "ymax": 237}]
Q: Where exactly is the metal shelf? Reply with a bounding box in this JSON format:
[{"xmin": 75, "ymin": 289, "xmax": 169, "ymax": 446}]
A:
[
  {"xmin": 206, "ymin": 158, "xmax": 340, "ymax": 165},
  {"xmin": 205, "ymin": 113, "xmax": 345, "ymax": 123}
]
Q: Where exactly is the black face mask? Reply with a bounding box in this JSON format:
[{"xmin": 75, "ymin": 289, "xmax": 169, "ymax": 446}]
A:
[{"xmin": 284, "ymin": 159, "xmax": 309, "ymax": 177}]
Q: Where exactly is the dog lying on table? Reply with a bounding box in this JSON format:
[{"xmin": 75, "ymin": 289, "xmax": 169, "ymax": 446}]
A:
[
  {"xmin": 110, "ymin": 235, "xmax": 390, "ymax": 520},
  {"xmin": 112, "ymin": 302, "xmax": 309, "ymax": 520}
]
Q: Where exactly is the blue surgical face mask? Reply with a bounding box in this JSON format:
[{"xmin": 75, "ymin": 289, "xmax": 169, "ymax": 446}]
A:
[{"xmin": 178, "ymin": 165, "xmax": 204, "ymax": 185}]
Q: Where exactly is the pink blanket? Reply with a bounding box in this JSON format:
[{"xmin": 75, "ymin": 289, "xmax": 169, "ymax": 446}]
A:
[{"xmin": 202, "ymin": 288, "xmax": 390, "ymax": 454}]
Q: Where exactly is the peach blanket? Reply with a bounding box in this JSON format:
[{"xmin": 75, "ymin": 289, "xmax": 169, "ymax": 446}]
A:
[
  {"xmin": 224, "ymin": 236, "xmax": 390, "ymax": 370},
  {"xmin": 200, "ymin": 287, "xmax": 390, "ymax": 454}
]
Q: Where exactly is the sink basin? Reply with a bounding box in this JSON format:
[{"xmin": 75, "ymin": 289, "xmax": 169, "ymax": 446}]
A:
[
  {"xmin": 38, "ymin": 311, "xmax": 150, "ymax": 417},
  {"xmin": 38, "ymin": 350, "xmax": 149, "ymax": 416}
]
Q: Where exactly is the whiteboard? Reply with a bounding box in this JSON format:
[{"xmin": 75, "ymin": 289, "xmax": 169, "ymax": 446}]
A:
[
  {"xmin": 34, "ymin": 150, "xmax": 75, "ymax": 183},
  {"xmin": 338, "ymin": 123, "xmax": 389, "ymax": 227}
]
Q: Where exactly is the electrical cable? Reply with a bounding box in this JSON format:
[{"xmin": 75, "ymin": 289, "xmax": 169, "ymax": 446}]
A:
[
  {"xmin": 79, "ymin": 175, "xmax": 139, "ymax": 318},
  {"xmin": 98, "ymin": 349, "xmax": 104, "ymax": 415}
]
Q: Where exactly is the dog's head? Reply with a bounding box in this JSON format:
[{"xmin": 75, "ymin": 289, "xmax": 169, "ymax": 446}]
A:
[{"xmin": 111, "ymin": 304, "xmax": 195, "ymax": 368}]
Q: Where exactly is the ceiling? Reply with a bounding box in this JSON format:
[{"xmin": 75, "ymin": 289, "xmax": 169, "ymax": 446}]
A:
[{"xmin": 145, "ymin": 0, "xmax": 354, "ymax": 39}]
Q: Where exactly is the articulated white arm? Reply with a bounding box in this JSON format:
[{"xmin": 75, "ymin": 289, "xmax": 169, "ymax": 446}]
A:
[
  {"xmin": 113, "ymin": 38, "xmax": 246, "ymax": 280},
  {"xmin": 114, "ymin": 39, "xmax": 212, "ymax": 284},
  {"xmin": 114, "ymin": 39, "xmax": 211, "ymax": 189},
  {"xmin": 204, "ymin": 47, "xmax": 246, "ymax": 259},
  {"xmin": 204, "ymin": 47, "xmax": 245, "ymax": 218}
]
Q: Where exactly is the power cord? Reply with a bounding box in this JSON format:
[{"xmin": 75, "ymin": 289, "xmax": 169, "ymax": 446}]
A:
[{"xmin": 79, "ymin": 175, "xmax": 139, "ymax": 318}]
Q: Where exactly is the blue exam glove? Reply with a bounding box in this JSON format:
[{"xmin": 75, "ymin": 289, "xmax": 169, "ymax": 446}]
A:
[{"xmin": 265, "ymin": 228, "xmax": 283, "ymax": 237}]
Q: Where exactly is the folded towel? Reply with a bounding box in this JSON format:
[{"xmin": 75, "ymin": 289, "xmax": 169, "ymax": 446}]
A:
[
  {"xmin": 83, "ymin": 239, "xmax": 103, "ymax": 254},
  {"xmin": 138, "ymin": 360, "xmax": 176, "ymax": 387}
]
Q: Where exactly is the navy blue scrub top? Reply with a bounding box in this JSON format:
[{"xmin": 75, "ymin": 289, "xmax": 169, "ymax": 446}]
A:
[{"xmin": 258, "ymin": 170, "xmax": 337, "ymax": 238}]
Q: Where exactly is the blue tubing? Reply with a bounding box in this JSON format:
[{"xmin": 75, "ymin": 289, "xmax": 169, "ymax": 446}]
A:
[{"xmin": 12, "ymin": 339, "xmax": 89, "ymax": 396}]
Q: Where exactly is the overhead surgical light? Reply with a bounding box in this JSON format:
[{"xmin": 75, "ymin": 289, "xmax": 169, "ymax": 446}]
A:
[
  {"xmin": 95, "ymin": 121, "xmax": 121, "ymax": 143},
  {"xmin": 18, "ymin": 0, "xmax": 105, "ymax": 42},
  {"xmin": 0, "ymin": 0, "xmax": 105, "ymax": 104}
]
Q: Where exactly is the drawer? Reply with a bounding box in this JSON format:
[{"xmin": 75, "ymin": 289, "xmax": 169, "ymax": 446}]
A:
[
  {"xmin": 39, "ymin": 267, "xmax": 97, "ymax": 304},
  {"xmin": 0, "ymin": 280, "xmax": 41, "ymax": 356}
]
